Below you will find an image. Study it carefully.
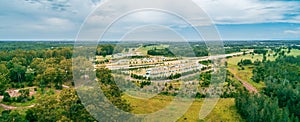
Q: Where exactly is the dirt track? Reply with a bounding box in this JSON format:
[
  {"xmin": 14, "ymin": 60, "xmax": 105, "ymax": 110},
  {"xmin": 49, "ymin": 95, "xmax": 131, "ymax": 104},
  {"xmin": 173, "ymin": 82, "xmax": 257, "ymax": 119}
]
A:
[{"xmin": 234, "ymin": 75, "xmax": 258, "ymax": 93}]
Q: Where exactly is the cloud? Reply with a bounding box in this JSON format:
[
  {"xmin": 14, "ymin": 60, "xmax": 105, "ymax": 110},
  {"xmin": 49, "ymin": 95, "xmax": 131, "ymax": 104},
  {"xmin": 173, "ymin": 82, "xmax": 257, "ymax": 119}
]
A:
[
  {"xmin": 25, "ymin": 0, "xmax": 71, "ymax": 12},
  {"xmin": 284, "ymin": 28, "xmax": 300, "ymax": 34},
  {"xmin": 0, "ymin": 0, "xmax": 102, "ymax": 39},
  {"xmin": 193, "ymin": 0, "xmax": 300, "ymax": 24},
  {"xmin": 1, "ymin": 0, "xmax": 300, "ymax": 39},
  {"xmin": 82, "ymin": 0, "xmax": 300, "ymax": 35},
  {"xmin": 30, "ymin": 17, "xmax": 75, "ymax": 31}
]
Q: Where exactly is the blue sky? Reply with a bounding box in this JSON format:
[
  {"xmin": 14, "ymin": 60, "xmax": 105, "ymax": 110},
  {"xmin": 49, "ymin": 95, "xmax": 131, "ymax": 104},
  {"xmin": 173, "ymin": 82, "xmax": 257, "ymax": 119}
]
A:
[{"xmin": 1, "ymin": 0, "xmax": 300, "ymax": 40}]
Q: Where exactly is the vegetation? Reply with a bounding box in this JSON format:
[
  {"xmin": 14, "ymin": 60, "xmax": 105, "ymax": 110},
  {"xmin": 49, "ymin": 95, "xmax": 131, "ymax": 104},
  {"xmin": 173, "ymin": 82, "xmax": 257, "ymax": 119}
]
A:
[
  {"xmin": 96, "ymin": 44, "xmax": 116, "ymax": 57},
  {"xmin": 0, "ymin": 41, "xmax": 300, "ymax": 121},
  {"xmin": 96, "ymin": 68, "xmax": 132, "ymax": 112},
  {"xmin": 253, "ymin": 49, "xmax": 268, "ymax": 55},
  {"xmin": 167, "ymin": 73, "xmax": 181, "ymax": 80},
  {"xmin": 199, "ymin": 60, "xmax": 212, "ymax": 65},
  {"xmin": 25, "ymin": 88, "xmax": 95, "ymax": 121},
  {"xmin": 236, "ymin": 56, "xmax": 300, "ymax": 121},
  {"xmin": 124, "ymin": 95, "xmax": 243, "ymax": 121},
  {"xmin": 147, "ymin": 48, "xmax": 175, "ymax": 57},
  {"xmin": 227, "ymin": 53, "xmax": 267, "ymax": 90},
  {"xmin": 130, "ymin": 73, "xmax": 148, "ymax": 80}
]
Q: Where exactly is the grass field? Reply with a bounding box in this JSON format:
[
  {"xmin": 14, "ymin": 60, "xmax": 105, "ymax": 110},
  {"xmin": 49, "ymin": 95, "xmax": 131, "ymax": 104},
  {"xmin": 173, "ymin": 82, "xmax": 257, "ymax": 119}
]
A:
[
  {"xmin": 124, "ymin": 95, "xmax": 243, "ymax": 122},
  {"xmin": 286, "ymin": 49, "xmax": 300, "ymax": 56},
  {"xmin": 226, "ymin": 54, "xmax": 266, "ymax": 90},
  {"xmin": 0, "ymin": 107, "xmax": 4, "ymax": 113},
  {"xmin": 137, "ymin": 44, "xmax": 169, "ymax": 55}
]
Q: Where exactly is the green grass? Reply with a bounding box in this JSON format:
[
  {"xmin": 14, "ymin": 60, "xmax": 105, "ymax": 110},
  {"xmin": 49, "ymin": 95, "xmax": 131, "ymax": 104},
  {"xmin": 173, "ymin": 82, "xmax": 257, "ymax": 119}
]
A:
[
  {"xmin": 124, "ymin": 95, "xmax": 173, "ymax": 114},
  {"xmin": 5, "ymin": 99, "xmax": 36, "ymax": 107},
  {"xmin": 286, "ymin": 49, "xmax": 300, "ymax": 57},
  {"xmin": 226, "ymin": 54, "xmax": 266, "ymax": 91},
  {"xmin": 0, "ymin": 106, "xmax": 4, "ymax": 113},
  {"xmin": 124, "ymin": 95, "xmax": 243, "ymax": 121},
  {"xmin": 177, "ymin": 99, "xmax": 244, "ymax": 122}
]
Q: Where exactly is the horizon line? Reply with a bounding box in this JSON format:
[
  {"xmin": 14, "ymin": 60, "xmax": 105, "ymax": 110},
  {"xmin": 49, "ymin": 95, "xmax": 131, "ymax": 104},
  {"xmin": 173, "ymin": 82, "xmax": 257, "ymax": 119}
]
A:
[{"xmin": 0, "ymin": 39, "xmax": 300, "ymax": 42}]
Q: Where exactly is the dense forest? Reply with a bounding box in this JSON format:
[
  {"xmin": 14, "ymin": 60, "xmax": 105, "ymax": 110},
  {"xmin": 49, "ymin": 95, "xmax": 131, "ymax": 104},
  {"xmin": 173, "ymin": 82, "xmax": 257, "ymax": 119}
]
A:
[
  {"xmin": 0, "ymin": 47, "xmax": 73, "ymax": 92},
  {"xmin": 236, "ymin": 56, "xmax": 300, "ymax": 121},
  {"xmin": 0, "ymin": 42, "xmax": 131, "ymax": 121},
  {"xmin": 147, "ymin": 48, "xmax": 175, "ymax": 57}
]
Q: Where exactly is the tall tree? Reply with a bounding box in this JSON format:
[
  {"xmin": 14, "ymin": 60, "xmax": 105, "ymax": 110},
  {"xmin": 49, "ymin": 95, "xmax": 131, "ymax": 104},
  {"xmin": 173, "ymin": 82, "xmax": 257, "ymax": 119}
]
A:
[{"xmin": 26, "ymin": 88, "xmax": 95, "ymax": 121}]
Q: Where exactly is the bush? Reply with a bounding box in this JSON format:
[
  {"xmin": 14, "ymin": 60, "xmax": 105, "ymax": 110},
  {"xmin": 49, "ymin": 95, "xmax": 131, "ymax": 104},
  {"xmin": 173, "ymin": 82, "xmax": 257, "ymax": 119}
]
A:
[
  {"xmin": 254, "ymin": 49, "xmax": 268, "ymax": 55},
  {"xmin": 238, "ymin": 59, "xmax": 252, "ymax": 66},
  {"xmin": 3, "ymin": 92, "xmax": 11, "ymax": 102},
  {"xmin": 168, "ymin": 73, "xmax": 181, "ymax": 80}
]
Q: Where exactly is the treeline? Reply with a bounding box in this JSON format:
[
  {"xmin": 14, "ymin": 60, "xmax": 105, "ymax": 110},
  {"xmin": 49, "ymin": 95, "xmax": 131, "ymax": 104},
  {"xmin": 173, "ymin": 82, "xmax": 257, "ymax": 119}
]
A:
[
  {"xmin": 130, "ymin": 73, "xmax": 149, "ymax": 80},
  {"xmin": 252, "ymin": 56, "xmax": 300, "ymax": 84},
  {"xmin": 0, "ymin": 68, "xmax": 132, "ymax": 121},
  {"xmin": 0, "ymin": 47, "xmax": 73, "ymax": 96},
  {"xmin": 225, "ymin": 47, "xmax": 241, "ymax": 54},
  {"xmin": 95, "ymin": 68, "xmax": 132, "ymax": 112},
  {"xmin": 199, "ymin": 60, "xmax": 211, "ymax": 65},
  {"xmin": 0, "ymin": 41, "xmax": 73, "ymax": 51},
  {"xmin": 192, "ymin": 45, "xmax": 209, "ymax": 57},
  {"xmin": 147, "ymin": 46, "xmax": 241, "ymax": 57},
  {"xmin": 147, "ymin": 48, "xmax": 175, "ymax": 57},
  {"xmin": 95, "ymin": 44, "xmax": 124, "ymax": 57},
  {"xmin": 96, "ymin": 44, "xmax": 114, "ymax": 57},
  {"xmin": 167, "ymin": 73, "xmax": 181, "ymax": 80},
  {"xmin": 0, "ymin": 88, "xmax": 96, "ymax": 121},
  {"xmin": 253, "ymin": 49, "xmax": 268, "ymax": 55},
  {"xmin": 236, "ymin": 56, "xmax": 300, "ymax": 121},
  {"xmin": 236, "ymin": 91, "xmax": 296, "ymax": 122},
  {"xmin": 224, "ymin": 40, "xmax": 300, "ymax": 51}
]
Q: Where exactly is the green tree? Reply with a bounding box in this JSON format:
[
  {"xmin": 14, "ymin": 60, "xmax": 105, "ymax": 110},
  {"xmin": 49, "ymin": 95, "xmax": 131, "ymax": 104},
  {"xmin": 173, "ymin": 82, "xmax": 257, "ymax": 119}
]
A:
[
  {"xmin": 3, "ymin": 92, "xmax": 11, "ymax": 102},
  {"xmin": 43, "ymin": 67, "xmax": 57, "ymax": 85},
  {"xmin": 0, "ymin": 64, "xmax": 10, "ymax": 95},
  {"xmin": 96, "ymin": 68, "xmax": 132, "ymax": 112},
  {"xmin": 26, "ymin": 88, "xmax": 95, "ymax": 121},
  {"xmin": 0, "ymin": 110, "xmax": 25, "ymax": 122},
  {"xmin": 10, "ymin": 63, "xmax": 26, "ymax": 83}
]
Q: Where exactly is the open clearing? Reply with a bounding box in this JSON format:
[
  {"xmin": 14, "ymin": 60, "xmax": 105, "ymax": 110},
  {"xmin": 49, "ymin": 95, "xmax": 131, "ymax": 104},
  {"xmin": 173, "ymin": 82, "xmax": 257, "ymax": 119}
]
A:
[
  {"xmin": 226, "ymin": 54, "xmax": 265, "ymax": 90},
  {"xmin": 124, "ymin": 95, "xmax": 243, "ymax": 122}
]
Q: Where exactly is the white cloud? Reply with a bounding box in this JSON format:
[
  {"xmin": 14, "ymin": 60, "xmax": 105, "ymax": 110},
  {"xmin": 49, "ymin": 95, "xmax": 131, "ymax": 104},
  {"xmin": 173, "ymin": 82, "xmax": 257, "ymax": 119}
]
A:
[
  {"xmin": 193, "ymin": 0, "xmax": 300, "ymax": 24},
  {"xmin": 29, "ymin": 17, "xmax": 74, "ymax": 31},
  {"xmin": 83, "ymin": 0, "xmax": 300, "ymax": 32},
  {"xmin": 1, "ymin": 0, "xmax": 300, "ymax": 39},
  {"xmin": 284, "ymin": 28, "xmax": 300, "ymax": 34}
]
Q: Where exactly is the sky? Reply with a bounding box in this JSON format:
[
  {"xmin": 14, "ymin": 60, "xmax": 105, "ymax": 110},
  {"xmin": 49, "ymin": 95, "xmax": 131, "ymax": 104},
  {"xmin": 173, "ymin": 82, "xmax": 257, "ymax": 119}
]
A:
[{"xmin": 0, "ymin": 0, "xmax": 300, "ymax": 40}]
